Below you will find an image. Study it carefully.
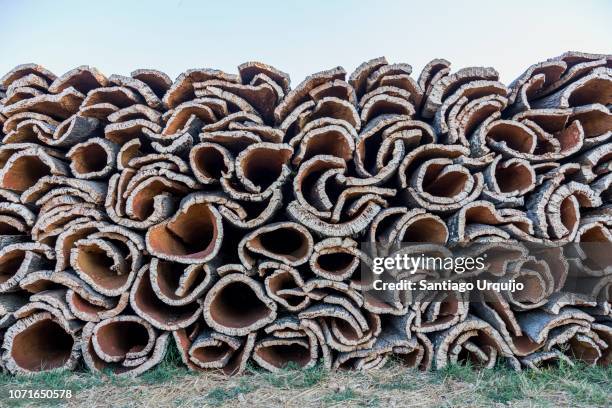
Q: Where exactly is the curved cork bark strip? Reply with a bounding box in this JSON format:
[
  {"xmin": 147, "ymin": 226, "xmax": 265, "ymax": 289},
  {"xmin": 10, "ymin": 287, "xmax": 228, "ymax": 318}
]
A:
[
  {"xmin": 19, "ymin": 270, "xmax": 112, "ymax": 309},
  {"xmin": 570, "ymin": 104, "xmax": 612, "ymax": 149},
  {"xmin": 81, "ymin": 85, "xmax": 142, "ymax": 109},
  {"xmin": 203, "ymin": 273, "xmax": 277, "ymax": 336},
  {"xmin": 503, "ymin": 256, "xmax": 555, "ymax": 310},
  {"xmin": 20, "ymin": 176, "xmax": 106, "ymax": 210},
  {"xmin": 109, "ymin": 74, "xmax": 163, "ymax": 109},
  {"xmin": 262, "ymin": 261, "xmax": 311, "ymax": 311},
  {"xmin": 530, "ymin": 67, "xmax": 612, "ymax": 109},
  {"xmin": 2, "ymin": 312, "xmax": 80, "ymax": 375},
  {"xmin": 68, "ymin": 222, "xmax": 145, "ymax": 297},
  {"xmin": 287, "ymin": 198, "xmax": 384, "ymax": 238},
  {"xmin": 104, "ymin": 118, "xmax": 161, "ymax": 144},
  {"xmin": 238, "ymin": 61, "xmax": 290, "ymax": 94},
  {"xmin": 308, "ymin": 79, "xmax": 357, "ymax": 108},
  {"xmin": 163, "ymin": 68, "xmax": 238, "ymax": 109},
  {"xmin": 81, "ymin": 315, "xmax": 169, "ymax": 377},
  {"xmin": 189, "ymin": 142, "xmax": 234, "ymax": 184},
  {"xmin": 234, "ymin": 142, "xmax": 292, "ymax": 195},
  {"xmin": 483, "ymin": 156, "xmax": 535, "ymax": 205},
  {"xmin": 418, "ymin": 59, "xmax": 451, "ymax": 98},
  {"xmin": 508, "ymin": 59, "xmax": 566, "ymax": 105},
  {"xmin": 413, "ymin": 291, "xmax": 469, "ymax": 333},
  {"xmin": 66, "ymin": 289, "xmax": 129, "ymax": 323},
  {"xmin": 162, "ymin": 101, "xmax": 218, "ymax": 136},
  {"xmin": 149, "ymin": 258, "xmax": 215, "ymax": 306},
  {"xmin": 360, "ymin": 94, "xmax": 415, "ymax": 124},
  {"xmin": 217, "ymin": 189, "xmax": 283, "ymax": 229},
  {"xmin": 592, "ymin": 323, "xmax": 612, "ymax": 366},
  {"xmin": 434, "ymin": 80, "xmax": 508, "ymax": 145},
  {"xmin": 274, "ymin": 67, "xmax": 346, "ymax": 123},
  {"xmin": 104, "ymin": 168, "xmax": 194, "ymax": 230},
  {"xmin": 129, "ymin": 265, "xmax": 201, "ymax": 330},
  {"xmin": 309, "ymin": 238, "xmax": 363, "ymax": 281},
  {"xmin": 1, "ymin": 64, "xmax": 57, "ymax": 89},
  {"xmin": 308, "ymin": 97, "xmax": 360, "ymax": 132},
  {"xmin": 369, "ymin": 207, "xmax": 449, "ymax": 250},
  {"xmin": 238, "ymin": 221, "xmax": 313, "ymax": 268},
  {"xmin": 131, "ymin": 69, "xmax": 172, "ymax": 100},
  {"xmin": 49, "ymin": 66, "xmax": 107, "ymax": 94},
  {"xmin": 0, "ymin": 242, "xmax": 54, "ymax": 293},
  {"xmin": 146, "ymin": 193, "xmax": 223, "ymax": 264},
  {"xmin": 431, "ymin": 316, "xmax": 519, "ymax": 370},
  {"xmin": 527, "ymin": 176, "xmax": 601, "ymax": 241},
  {"xmin": 520, "ymin": 350, "xmax": 573, "ymax": 369},
  {"xmin": 399, "ymin": 144, "xmax": 487, "ymax": 214},
  {"xmin": 0, "ymin": 145, "xmax": 69, "ymax": 192},
  {"xmin": 40, "ymin": 114, "xmax": 100, "ymax": 147},
  {"xmin": 515, "ymin": 307, "xmax": 593, "ymax": 346},
  {"xmin": 3, "ymin": 87, "xmax": 46, "ymax": 107},
  {"xmin": 253, "ymin": 322, "xmax": 319, "ymax": 371},
  {"xmin": 3, "ymin": 87, "xmax": 83, "ymax": 120},
  {"xmin": 67, "ymin": 138, "xmax": 117, "ymax": 179},
  {"xmin": 349, "ymin": 57, "xmax": 388, "ymax": 98},
  {"xmin": 299, "ymin": 302, "xmax": 381, "ymax": 352},
  {"xmin": 291, "ymin": 123, "xmax": 355, "ymax": 166},
  {"xmin": 0, "ymin": 201, "xmax": 35, "ymax": 235},
  {"xmin": 2, "ymin": 112, "xmax": 58, "ymax": 144},
  {"xmin": 544, "ymin": 325, "xmax": 605, "ymax": 365},
  {"xmin": 473, "ymin": 115, "xmax": 585, "ymax": 162},
  {"xmin": 194, "ymin": 79, "xmax": 278, "ymax": 123},
  {"xmin": 421, "ymin": 67, "xmax": 499, "ymax": 118},
  {"xmin": 447, "ymin": 200, "xmax": 532, "ymax": 244},
  {"xmin": 5, "ymin": 74, "xmax": 50, "ymax": 95},
  {"xmin": 189, "ymin": 329, "xmax": 246, "ymax": 369},
  {"xmin": 575, "ymin": 142, "xmax": 612, "ymax": 184},
  {"xmin": 333, "ymin": 325, "xmax": 419, "ymax": 371},
  {"xmin": 108, "ymin": 104, "xmax": 161, "ymax": 124},
  {"xmin": 292, "ymin": 154, "xmax": 346, "ymax": 219},
  {"xmin": 174, "ymin": 324, "xmax": 256, "ymax": 375},
  {"xmin": 353, "ymin": 115, "xmax": 435, "ymax": 180}
]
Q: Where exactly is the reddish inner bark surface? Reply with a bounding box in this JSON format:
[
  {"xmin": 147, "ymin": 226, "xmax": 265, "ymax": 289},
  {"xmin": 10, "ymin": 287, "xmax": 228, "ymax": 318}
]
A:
[
  {"xmin": 11, "ymin": 319, "xmax": 73, "ymax": 371},
  {"xmin": 96, "ymin": 320, "xmax": 149, "ymax": 358},
  {"xmin": 209, "ymin": 281, "xmax": 271, "ymax": 329}
]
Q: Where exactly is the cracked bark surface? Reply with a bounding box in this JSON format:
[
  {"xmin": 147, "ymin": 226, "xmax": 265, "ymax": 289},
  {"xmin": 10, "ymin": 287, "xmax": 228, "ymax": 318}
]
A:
[{"xmin": 0, "ymin": 51, "xmax": 610, "ymax": 376}]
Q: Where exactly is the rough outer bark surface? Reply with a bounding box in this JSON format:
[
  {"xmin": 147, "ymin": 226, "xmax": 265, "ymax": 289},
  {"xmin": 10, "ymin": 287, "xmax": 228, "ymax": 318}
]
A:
[{"xmin": 0, "ymin": 51, "xmax": 610, "ymax": 376}]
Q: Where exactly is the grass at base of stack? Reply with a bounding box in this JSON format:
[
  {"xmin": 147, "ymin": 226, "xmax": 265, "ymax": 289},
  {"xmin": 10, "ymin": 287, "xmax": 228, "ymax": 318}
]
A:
[{"xmin": 0, "ymin": 347, "xmax": 609, "ymax": 408}]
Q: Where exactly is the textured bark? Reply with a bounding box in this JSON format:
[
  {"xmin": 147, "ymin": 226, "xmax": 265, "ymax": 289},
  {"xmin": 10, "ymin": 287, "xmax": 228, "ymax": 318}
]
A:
[{"xmin": 0, "ymin": 52, "xmax": 610, "ymax": 377}]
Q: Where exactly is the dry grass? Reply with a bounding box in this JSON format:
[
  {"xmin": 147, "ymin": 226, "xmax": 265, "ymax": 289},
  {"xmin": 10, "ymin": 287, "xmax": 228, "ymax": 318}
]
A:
[{"xmin": 0, "ymin": 346, "xmax": 610, "ymax": 408}]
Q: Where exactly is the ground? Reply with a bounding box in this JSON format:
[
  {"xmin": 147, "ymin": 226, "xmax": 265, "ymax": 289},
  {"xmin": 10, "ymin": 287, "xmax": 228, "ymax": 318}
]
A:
[{"xmin": 0, "ymin": 346, "xmax": 609, "ymax": 407}]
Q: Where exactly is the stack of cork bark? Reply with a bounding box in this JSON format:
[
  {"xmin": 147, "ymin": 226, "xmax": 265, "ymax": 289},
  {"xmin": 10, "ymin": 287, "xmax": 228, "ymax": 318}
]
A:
[{"xmin": 0, "ymin": 51, "xmax": 610, "ymax": 376}]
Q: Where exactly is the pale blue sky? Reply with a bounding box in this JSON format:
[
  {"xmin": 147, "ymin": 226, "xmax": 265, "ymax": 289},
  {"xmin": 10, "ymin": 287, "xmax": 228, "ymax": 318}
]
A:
[{"xmin": 1, "ymin": 0, "xmax": 610, "ymax": 85}]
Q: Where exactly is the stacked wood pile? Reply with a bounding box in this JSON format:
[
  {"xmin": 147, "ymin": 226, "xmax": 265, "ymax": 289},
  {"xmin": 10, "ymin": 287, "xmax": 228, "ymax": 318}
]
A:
[{"xmin": 0, "ymin": 52, "xmax": 610, "ymax": 376}]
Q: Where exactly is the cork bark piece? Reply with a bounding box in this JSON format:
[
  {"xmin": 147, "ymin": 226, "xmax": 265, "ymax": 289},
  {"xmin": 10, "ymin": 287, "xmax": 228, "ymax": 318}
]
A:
[
  {"xmin": 1, "ymin": 64, "xmax": 57, "ymax": 90},
  {"xmin": 49, "ymin": 66, "xmax": 108, "ymax": 94},
  {"xmin": 2, "ymin": 312, "xmax": 80, "ymax": 375},
  {"xmin": 67, "ymin": 137, "xmax": 117, "ymax": 179},
  {"xmin": 2, "ymin": 87, "xmax": 84, "ymax": 120},
  {"xmin": 274, "ymin": 67, "xmax": 346, "ymax": 124},
  {"xmin": 81, "ymin": 315, "xmax": 169, "ymax": 376},
  {"xmin": 163, "ymin": 68, "xmax": 239, "ymax": 109},
  {"xmin": 421, "ymin": 67, "xmax": 499, "ymax": 119},
  {"xmin": 238, "ymin": 221, "xmax": 313, "ymax": 268},
  {"xmin": 146, "ymin": 193, "xmax": 223, "ymax": 264},
  {"xmin": 129, "ymin": 265, "xmax": 202, "ymax": 331},
  {"xmin": 202, "ymin": 273, "xmax": 277, "ymax": 336},
  {"xmin": 0, "ymin": 54, "xmax": 611, "ymax": 376},
  {"xmin": 131, "ymin": 69, "xmax": 172, "ymax": 100}
]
